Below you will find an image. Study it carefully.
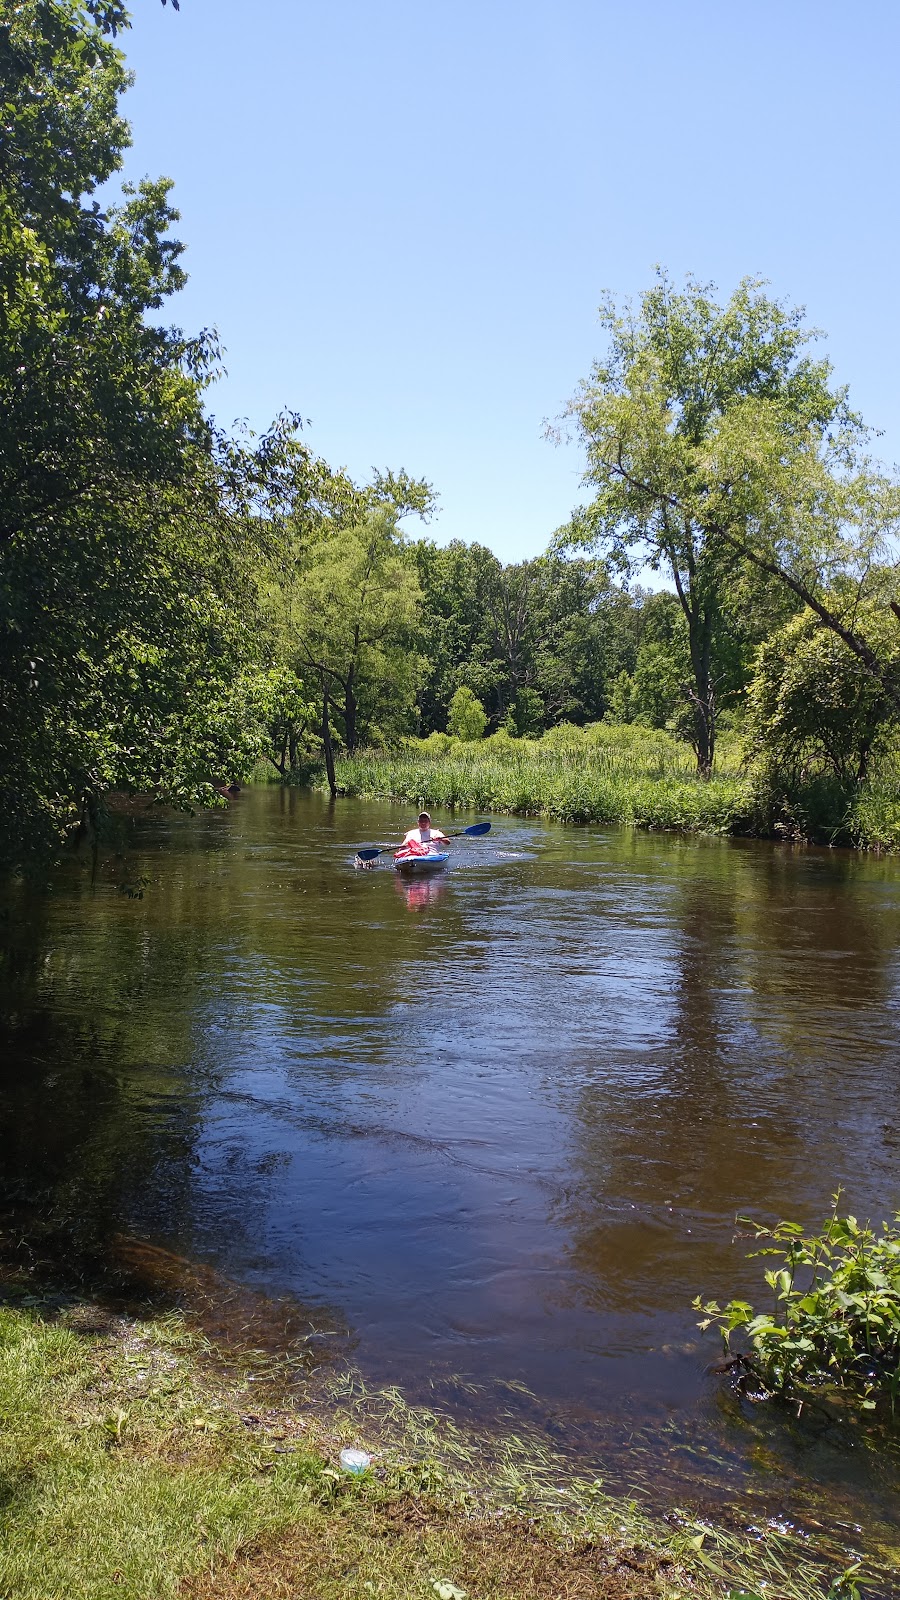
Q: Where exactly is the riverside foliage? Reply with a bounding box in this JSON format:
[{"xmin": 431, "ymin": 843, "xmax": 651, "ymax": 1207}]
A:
[
  {"xmin": 330, "ymin": 723, "xmax": 900, "ymax": 845},
  {"xmin": 695, "ymin": 1196, "xmax": 900, "ymax": 1415},
  {"xmin": 0, "ymin": 1301, "xmax": 869, "ymax": 1600},
  {"xmin": 0, "ymin": 0, "xmax": 428, "ymax": 859},
  {"xmin": 333, "ymin": 724, "xmax": 752, "ymax": 832},
  {"xmin": 0, "ymin": 0, "xmax": 301, "ymax": 859}
]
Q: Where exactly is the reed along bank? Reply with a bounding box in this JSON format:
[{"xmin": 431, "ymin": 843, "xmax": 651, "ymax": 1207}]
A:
[{"xmin": 329, "ymin": 724, "xmax": 900, "ymax": 849}]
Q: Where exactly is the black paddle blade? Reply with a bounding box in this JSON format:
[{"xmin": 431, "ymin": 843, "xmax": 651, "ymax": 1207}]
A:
[
  {"xmin": 461, "ymin": 822, "xmax": 491, "ymax": 836},
  {"xmin": 355, "ymin": 847, "xmax": 382, "ymax": 861}
]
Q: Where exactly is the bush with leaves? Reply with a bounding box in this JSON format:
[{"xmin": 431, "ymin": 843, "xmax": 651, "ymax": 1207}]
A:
[
  {"xmin": 748, "ymin": 604, "xmax": 900, "ymax": 784},
  {"xmin": 447, "ymin": 686, "xmax": 487, "ymax": 741},
  {"xmin": 695, "ymin": 1193, "xmax": 900, "ymax": 1412}
]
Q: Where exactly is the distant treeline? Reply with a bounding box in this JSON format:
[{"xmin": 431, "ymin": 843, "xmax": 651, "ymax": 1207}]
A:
[{"xmin": 405, "ymin": 542, "xmax": 786, "ymax": 743}]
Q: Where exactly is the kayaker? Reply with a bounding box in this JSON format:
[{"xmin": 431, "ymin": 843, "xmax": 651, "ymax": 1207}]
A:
[{"xmin": 401, "ymin": 811, "xmax": 450, "ymax": 850}]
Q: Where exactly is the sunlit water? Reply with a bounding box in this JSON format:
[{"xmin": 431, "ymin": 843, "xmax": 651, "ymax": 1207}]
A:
[{"xmin": 3, "ymin": 786, "xmax": 900, "ymax": 1578}]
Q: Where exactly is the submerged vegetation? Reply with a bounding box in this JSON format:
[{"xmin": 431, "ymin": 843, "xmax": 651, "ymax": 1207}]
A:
[{"xmin": 0, "ymin": 1299, "xmax": 872, "ymax": 1600}]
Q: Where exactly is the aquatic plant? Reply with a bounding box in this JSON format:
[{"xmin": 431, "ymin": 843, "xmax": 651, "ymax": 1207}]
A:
[{"xmin": 695, "ymin": 1192, "xmax": 900, "ymax": 1413}]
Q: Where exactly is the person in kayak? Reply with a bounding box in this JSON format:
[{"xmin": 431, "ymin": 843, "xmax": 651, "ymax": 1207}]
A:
[{"xmin": 401, "ymin": 812, "xmax": 450, "ymax": 850}]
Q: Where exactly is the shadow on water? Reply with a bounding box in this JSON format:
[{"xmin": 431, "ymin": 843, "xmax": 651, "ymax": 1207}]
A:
[{"xmin": 3, "ymin": 786, "xmax": 900, "ymax": 1585}]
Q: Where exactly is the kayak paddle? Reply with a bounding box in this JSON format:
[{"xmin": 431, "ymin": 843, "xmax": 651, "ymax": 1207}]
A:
[{"xmin": 355, "ymin": 821, "xmax": 491, "ymax": 862}]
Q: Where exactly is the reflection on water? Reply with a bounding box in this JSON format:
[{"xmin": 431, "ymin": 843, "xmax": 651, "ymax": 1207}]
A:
[
  {"xmin": 2, "ymin": 786, "xmax": 900, "ymax": 1579},
  {"xmin": 393, "ymin": 870, "xmax": 450, "ymax": 911}
]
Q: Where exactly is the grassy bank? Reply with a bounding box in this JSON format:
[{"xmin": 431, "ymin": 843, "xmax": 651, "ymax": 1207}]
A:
[
  {"xmin": 333, "ymin": 725, "xmax": 754, "ymax": 835},
  {"xmin": 330, "ymin": 724, "xmax": 900, "ymax": 847},
  {"xmin": 0, "ymin": 1299, "xmax": 868, "ymax": 1600}
]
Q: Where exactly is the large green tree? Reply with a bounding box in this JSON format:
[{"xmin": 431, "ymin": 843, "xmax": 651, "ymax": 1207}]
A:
[
  {"xmin": 0, "ymin": 0, "xmax": 301, "ymax": 858},
  {"xmin": 558, "ymin": 273, "xmax": 868, "ymax": 774},
  {"xmin": 268, "ymin": 472, "xmax": 432, "ymax": 790}
]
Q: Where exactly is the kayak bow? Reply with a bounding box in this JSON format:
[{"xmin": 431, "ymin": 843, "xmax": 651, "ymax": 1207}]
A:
[{"xmin": 393, "ymin": 849, "xmax": 450, "ymax": 875}]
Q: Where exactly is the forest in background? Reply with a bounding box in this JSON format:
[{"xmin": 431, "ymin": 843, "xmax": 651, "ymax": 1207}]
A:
[{"xmin": 4, "ymin": 0, "xmax": 900, "ymax": 866}]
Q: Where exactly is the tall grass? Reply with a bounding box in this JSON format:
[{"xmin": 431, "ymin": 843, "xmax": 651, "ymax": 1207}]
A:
[
  {"xmin": 334, "ymin": 723, "xmax": 755, "ymax": 835},
  {"xmin": 331, "ymin": 722, "xmax": 900, "ymax": 847}
]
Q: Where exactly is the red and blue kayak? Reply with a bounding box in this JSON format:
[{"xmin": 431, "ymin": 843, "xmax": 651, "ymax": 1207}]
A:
[
  {"xmin": 393, "ymin": 845, "xmax": 451, "ymax": 875},
  {"xmin": 354, "ymin": 822, "xmax": 489, "ymax": 872}
]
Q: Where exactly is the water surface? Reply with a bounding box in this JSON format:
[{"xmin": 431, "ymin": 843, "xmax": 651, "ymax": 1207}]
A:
[{"xmin": 3, "ymin": 786, "xmax": 900, "ymax": 1575}]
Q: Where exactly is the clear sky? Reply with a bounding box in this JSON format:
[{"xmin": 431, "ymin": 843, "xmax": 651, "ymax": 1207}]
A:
[{"xmin": 117, "ymin": 0, "xmax": 899, "ymax": 562}]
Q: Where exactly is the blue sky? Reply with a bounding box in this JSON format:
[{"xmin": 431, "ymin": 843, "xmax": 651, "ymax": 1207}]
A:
[{"xmin": 119, "ymin": 0, "xmax": 899, "ymax": 562}]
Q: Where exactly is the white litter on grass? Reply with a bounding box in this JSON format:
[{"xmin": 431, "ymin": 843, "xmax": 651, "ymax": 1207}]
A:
[
  {"xmin": 339, "ymin": 1447, "xmax": 371, "ymax": 1474},
  {"xmin": 432, "ymin": 1584, "xmax": 467, "ymax": 1600}
]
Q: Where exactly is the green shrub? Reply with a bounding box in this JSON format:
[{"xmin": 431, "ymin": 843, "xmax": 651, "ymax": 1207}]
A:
[
  {"xmin": 420, "ymin": 731, "xmax": 455, "ymax": 756},
  {"xmin": 446, "ymin": 686, "xmax": 487, "ymax": 741},
  {"xmin": 695, "ymin": 1193, "xmax": 900, "ymax": 1413}
]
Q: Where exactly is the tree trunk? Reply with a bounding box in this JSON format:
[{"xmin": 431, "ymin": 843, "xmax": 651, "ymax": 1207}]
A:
[
  {"xmin": 686, "ymin": 605, "xmax": 716, "ymax": 778},
  {"xmin": 673, "ymin": 572, "xmax": 716, "ymax": 777},
  {"xmin": 344, "ymin": 672, "xmax": 358, "ymax": 756},
  {"xmin": 666, "ymin": 535, "xmax": 718, "ymax": 778},
  {"xmin": 321, "ymin": 685, "xmax": 337, "ymax": 798},
  {"xmin": 691, "ymin": 690, "xmax": 715, "ymax": 778},
  {"xmin": 288, "ymin": 727, "xmax": 298, "ymax": 771}
]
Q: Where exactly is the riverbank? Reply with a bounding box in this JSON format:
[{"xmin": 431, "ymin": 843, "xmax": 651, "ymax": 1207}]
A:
[
  {"xmin": 0, "ymin": 1297, "xmax": 865, "ymax": 1600},
  {"xmin": 328, "ymin": 726, "xmax": 900, "ymax": 848}
]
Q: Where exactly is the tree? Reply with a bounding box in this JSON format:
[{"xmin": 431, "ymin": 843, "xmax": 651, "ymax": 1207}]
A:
[
  {"xmin": 264, "ymin": 667, "xmax": 315, "ymax": 777},
  {"xmin": 614, "ymin": 583, "xmax": 788, "ymax": 733},
  {"xmin": 413, "ymin": 542, "xmax": 630, "ymax": 735},
  {"xmin": 509, "ymin": 686, "xmax": 544, "ymax": 737},
  {"xmin": 521, "ymin": 555, "xmax": 620, "ymax": 726},
  {"xmin": 631, "ymin": 642, "xmax": 687, "ymax": 729},
  {"xmin": 747, "ymin": 602, "xmax": 900, "ymax": 792},
  {"xmin": 413, "ymin": 541, "xmax": 505, "ymax": 729},
  {"xmin": 447, "ymin": 686, "xmax": 487, "ymax": 741},
  {"xmin": 483, "ymin": 557, "xmax": 606, "ymax": 727},
  {"xmin": 606, "ymin": 670, "xmax": 636, "ymax": 724},
  {"xmin": 0, "ymin": 0, "xmax": 303, "ymax": 858},
  {"xmin": 558, "ymin": 272, "xmax": 857, "ymax": 775},
  {"xmin": 275, "ymin": 506, "xmax": 424, "ymax": 793},
  {"xmin": 689, "ymin": 397, "xmax": 900, "ymax": 718}
]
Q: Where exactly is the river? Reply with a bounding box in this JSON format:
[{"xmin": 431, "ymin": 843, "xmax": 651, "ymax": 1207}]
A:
[{"xmin": 2, "ymin": 785, "xmax": 900, "ymax": 1579}]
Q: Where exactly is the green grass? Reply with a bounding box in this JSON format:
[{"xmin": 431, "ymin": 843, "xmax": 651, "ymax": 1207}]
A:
[
  {"xmin": 332, "ymin": 724, "xmax": 755, "ymax": 835},
  {"xmin": 329, "ymin": 723, "xmax": 900, "ymax": 848},
  {"xmin": 844, "ymin": 774, "xmax": 900, "ymax": 851},
  {"xmin": 0, "ymin": 1301, "xmax": 869, "ymax": 1600}
]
